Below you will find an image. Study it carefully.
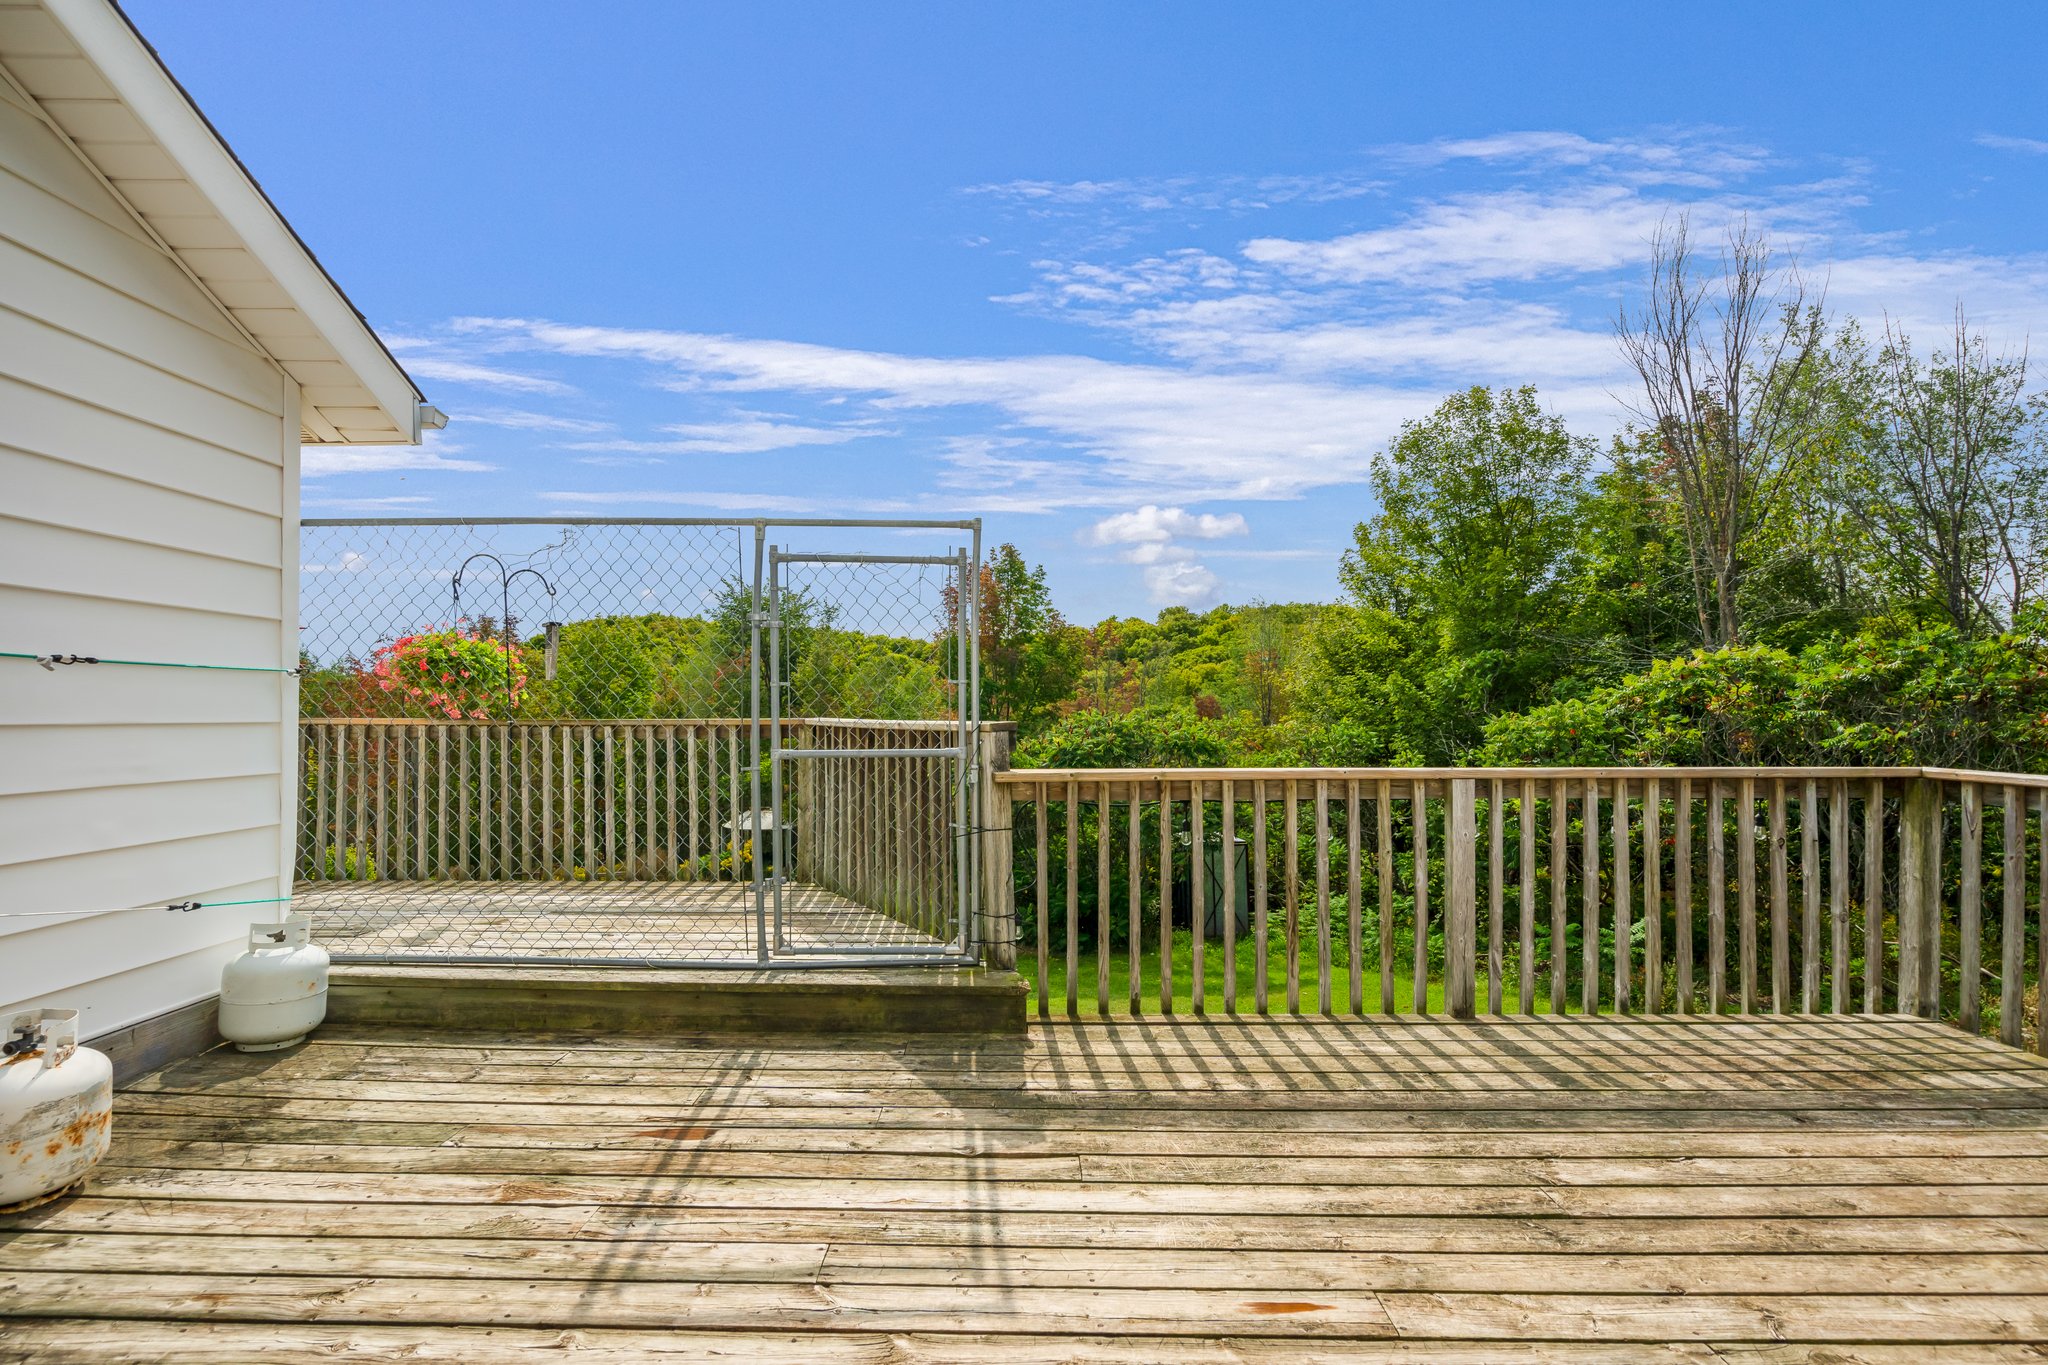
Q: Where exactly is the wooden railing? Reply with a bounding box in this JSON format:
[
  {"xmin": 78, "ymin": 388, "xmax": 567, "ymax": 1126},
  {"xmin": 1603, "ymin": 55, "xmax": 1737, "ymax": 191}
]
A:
[
  {"xmin": 296, "ymin": 718, "xmax": 998, "ymax": 944},
  {"xmin": 990, "ymin": 767, "xmax": 2047, "ymax": 1051},
  {"xmin": 785, "ymin": 719, "xmax": 968, "ymax": 943},
  {"xmin": 299, "ymin": 718, "xmax": 757, "ymax": 883}
]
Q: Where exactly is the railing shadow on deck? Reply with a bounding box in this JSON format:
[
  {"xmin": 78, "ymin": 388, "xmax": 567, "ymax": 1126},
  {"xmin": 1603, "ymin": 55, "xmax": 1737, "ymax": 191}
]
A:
[{"xmin": 988, "ymin": 766, "xmax": 2048, "ymax": 1055}]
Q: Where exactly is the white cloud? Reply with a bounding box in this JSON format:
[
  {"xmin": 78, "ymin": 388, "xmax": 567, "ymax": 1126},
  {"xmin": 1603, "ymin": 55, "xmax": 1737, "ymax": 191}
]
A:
[
  {"xmin": 460, "ymin": 315, "xmax": 1410, "ymax": 503},
  {"xmin": 1386, "ymin": 129, "xmax": 1769, "ymax": 186},
  {"xmin": 1244, "ymin": 186, "xmax": 1699, "ymax": 285},
  {"xmin": 403, "ymin": 357, "xmax": 574, "ymax": 395},
  {"xmin": 1087, "ymin": 505, "xmax": 1249, "ymax": 547},
  {"xmin": 965, "ymin": 172, "xmax": 1381, "ymax": 214},
  {"xmin": 1976, "ymin": 133, "xmax": 2048, "ymax": 155},
  {"xmin": 568, "ymin": 419, "xmax": 882, "ymax": 456},
  {"xmin": 1085, "ymin": 505, "xmax": 1247, "ymax": 608},
  {"xmin": 376, "ymin": 131, "xmax": 2048, "ymax": 610},
  {"xmin": 301, "ymin": 433, "xmax": 494, "ymax": 477},
  {"xmin": 1142, "ymin": 557, "xmax": 1223, "ymax": 608},
  {"xmin": 455, "ymin": 408, "xmax": 613, "ymax": 433},
  {"xmin": 541, "ymin": 489, "xmax": 912, "ymax": 515},
  {"xmin": 300, "ymin": 548, "xmax": 375, "ymax": 571}
]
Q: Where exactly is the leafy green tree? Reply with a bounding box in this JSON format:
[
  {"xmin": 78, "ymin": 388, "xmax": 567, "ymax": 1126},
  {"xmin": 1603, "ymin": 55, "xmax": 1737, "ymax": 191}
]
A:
[
  {"xmin": 961, "ymin": 544, "xmax": 1083, "ymax": 728},
  {"xmin": 1303, "ymin": 385, "xmax": 1594, "ymax": 761},
  {"xmin": 1853, "ymin": 312, "xmax": 2044, "ymax": 635}
]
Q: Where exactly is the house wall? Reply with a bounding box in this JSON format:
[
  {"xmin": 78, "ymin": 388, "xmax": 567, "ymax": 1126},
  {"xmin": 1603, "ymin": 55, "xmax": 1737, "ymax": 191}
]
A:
[{"xmin": 0, "ymin": 75, "xmax": 300, "ymax": 1037}]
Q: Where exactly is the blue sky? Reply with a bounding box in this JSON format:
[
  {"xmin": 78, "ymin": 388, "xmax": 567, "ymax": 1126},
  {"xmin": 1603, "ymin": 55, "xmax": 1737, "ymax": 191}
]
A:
[{"xmin": 132, "ymin": 2, "xmax": 2048, "ymax": 622}]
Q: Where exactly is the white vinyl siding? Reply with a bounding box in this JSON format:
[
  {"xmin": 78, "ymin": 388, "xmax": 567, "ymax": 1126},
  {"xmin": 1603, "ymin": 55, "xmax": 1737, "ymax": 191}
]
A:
[{"xmin": 0, "ymin": 76, "xmax": 296, "ymax": 1038}]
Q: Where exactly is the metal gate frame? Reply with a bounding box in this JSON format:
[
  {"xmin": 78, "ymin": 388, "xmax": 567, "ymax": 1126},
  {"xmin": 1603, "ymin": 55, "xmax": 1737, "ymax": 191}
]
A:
[
  {"xmin": 761, "ymin": 541, "xmax": 980, "ymax": 964},
  {"xmin": 296, "ymin": 515, "xmax": 983, "ymax": 970}
]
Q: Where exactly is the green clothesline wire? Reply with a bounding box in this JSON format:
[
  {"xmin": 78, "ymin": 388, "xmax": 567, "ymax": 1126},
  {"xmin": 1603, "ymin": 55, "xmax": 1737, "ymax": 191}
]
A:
[
  {"xmin": 1, "ymin": 651, "xmax": 299, "ymax": 675},
  {"xmin": 0, "ymin": 896, "xmax": 294, "ymax": 920}
]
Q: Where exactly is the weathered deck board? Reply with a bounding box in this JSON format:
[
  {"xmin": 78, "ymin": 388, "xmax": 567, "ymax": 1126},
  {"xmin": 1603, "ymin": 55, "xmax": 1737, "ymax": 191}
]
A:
[
  {"xmin": 5, "ymin": 1017, "xmax": 2048, "ymax": 1359},
  {"xmin": 294, "ymin": 878, "xmax": 942, "ymax": 962}
]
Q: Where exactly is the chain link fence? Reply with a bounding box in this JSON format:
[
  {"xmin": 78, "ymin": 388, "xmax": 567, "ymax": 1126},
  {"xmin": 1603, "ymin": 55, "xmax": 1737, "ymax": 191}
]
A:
[{"xmin": 294, "ymin": 518, "xmax": 980, "ymax": 966}]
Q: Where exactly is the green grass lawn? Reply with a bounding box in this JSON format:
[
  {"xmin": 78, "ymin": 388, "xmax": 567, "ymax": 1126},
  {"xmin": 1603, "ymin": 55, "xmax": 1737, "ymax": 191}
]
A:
[{"xmin": 1018, "ymin": 927, "xmax": 1450, "ymax": 1017}]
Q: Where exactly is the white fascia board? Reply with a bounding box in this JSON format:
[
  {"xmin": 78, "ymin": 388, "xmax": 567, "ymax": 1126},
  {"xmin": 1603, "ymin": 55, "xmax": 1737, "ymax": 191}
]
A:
[{"xmin": 43, "ymin": 0, "xmax": 423, "ymax": 445}]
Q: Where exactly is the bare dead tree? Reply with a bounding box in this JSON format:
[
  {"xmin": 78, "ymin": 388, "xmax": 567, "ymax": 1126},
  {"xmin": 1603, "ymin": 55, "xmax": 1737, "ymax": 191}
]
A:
[
  {"xmin": 1858, "ymin": 308, "xmax": 2038, "ymax": 634},
  {"xmin": 1615, "ymin": 216, "xmax": 1829, "ymax": 647}
]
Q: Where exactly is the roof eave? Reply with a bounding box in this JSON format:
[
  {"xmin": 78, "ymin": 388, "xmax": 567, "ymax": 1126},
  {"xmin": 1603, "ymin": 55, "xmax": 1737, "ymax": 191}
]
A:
[{"xmin": 42, "ymin": 0, "xmax": 425, "ymax": 445}]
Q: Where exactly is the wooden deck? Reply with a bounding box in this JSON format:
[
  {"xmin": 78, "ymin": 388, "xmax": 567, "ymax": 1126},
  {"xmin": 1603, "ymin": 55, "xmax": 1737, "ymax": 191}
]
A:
[
  {"xmin": 5, "ymin": 1015, "xmax": 2048, "ymax": 1360},
  {"xmin": 294, "ymin": 879, "xmax": 947, "ymax": 962}
]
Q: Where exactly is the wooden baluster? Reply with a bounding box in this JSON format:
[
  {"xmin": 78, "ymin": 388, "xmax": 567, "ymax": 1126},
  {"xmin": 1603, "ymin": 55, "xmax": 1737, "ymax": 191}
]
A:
[
  {"xmin": 412, "ymin": 728, "xmax": 427, "ymax": 880},
  {"xmin": 1644, "ymin": 777, "xmax": 1662, "ymax": 1015},
  {"xmin": 1251, "ymin": 780, "xmax": 1268, "ymax": 1015},
  {"xmin": 1802, "ymin": 778, "xmax": 1821, "ymax": 1013},
  {"xmin": 1613, "ymin": 778, "xmax": 1631, "ymax": 1014},
  {"xmin": 455, "ymin": 726, "xmax": 471, "ymax": 879},
  {"xmin": 1315, "ymin": 779, "xmax": 1332, "ymax": 1016},
  {"xmin": 579, "ymin": 727, "xmax": 594, "ymax": 881},
  {"xmin": 1377, "ymin": 779, "xmax": 1394, "ymax": 1015},
  {"xmin": 1676, "ymin": 777, "xmax": 1694, "ymax": 1014},
  {"xmin": 434, "ymin": 725, "xmax": 449, "ymax": 879},
  {"xmin": 1284, "ymin": 778, "xmax": 1301, "ymax": 1016},
  {"xmin": 1160, "ymin": 778, "xmax": 1176, "ymax": 1015},
  {"xmin": 1447, "ymin": 778, "xmax": 1477, "ymax": 1020},
  {"xmin": 1346, "ymin": 780, "xmax": 1363, "ymax": 1017},
  {"xmin": 1899, "ymin": 777, "xmax": 1940, "ymax": 1019},
  {"xmin": 1034, "ymin": 783, "xmax": 1049, "ymax": 1019},
  {"xmin": 1770, "ymin": 779, "xmax": 1789, "ymax": 1014},
  {"xmin": 643, "ymin": 724, "xmax": 657, "ymax": 881},
  {"xmin": 1865, "ymin": 777, "xmax": 1884, "ymax": 1014},
  {"xmin": 1550, "ymin": 779, "xmax": 1568, "ymax": 1016},
  {"xmin": 390, "ymin": 726, "xmax": 406, "ymax": 878},
  {"xmin": 2036, "ymin": 791, "xmax": 2047, "ymax": 1056},
  {"xmin": 1487, "ymin": 777, "xmax": 1503, "ymax": 1016},
  {"xmin": 1130, "ymin": 782, "xmax": 1145, "ymax": 1017},
  {"xmin": 1518, "ymin": 777, "xmax": 1536, "ymax": 1015},
  {"xmin": 1931, "ymin": 793, "xmax": 1947, "ymax": 1018},
  {"xmin": 1413, "ymin": 782, "xmax": 1430, "ymax": 1016},
  {"xmin": 2003, "ymin": 785, "xmax": 2026, "ymax": 1047},
  {"xmin": 605, "ymin": 726, "xmax": 623, "ymax": 878},
  {"xmin": 537, "ymin": 725, "xmax": 553, "ymax": 879},
  {"xmin": 1097, "ymin": 780, "xmax": 1112, "ymax": 1019},
  {"xmin": 1960, "ymin": 782, "xmax": 1983, "ymax": 1035},
  {"xmin": 1738, "ymin": 777, "xmax": 1757, "ymax": 1014},
  {"xmin": 497, "ymin": 725, "xmax": 511, "ymax": 883},
  {"xmin": 1222, "ymin": 779, "xmax": 1238, "ymax": 1016},
  {"xmin": 1709, "ymin": 779, "xmax": 1727, "ymax": 1013},
  {"xmin": 1582, "ymin": 777, "xmax": 1599, "ymax": 1015},
  {"xmin": 1192, "ymin": 779, "xmax": 1207, "ymax": 1017},
  {"xmin": 1065, "ymin": 779, "xmax": 1080, "ymax": 1018},
  {"xmin": 1830, "ymin": 778, "xmax": 1849, "ymax": 1014},
  {"xmin": 663, "ymin": 727, "xmax": 677, "ymax": 880},
  {"xmin": 686, "ymin": 727, "xmax": 702, "ymax": 882},
  {"xmin": 374, "ymin": 725, "xmax": 389, "ymax": 883},
  {"xmin": 350, "ymin": 724, "xmax": 363, "ymax": 879},
  {"xmin": 311, "ymin": 725, "xmax": 330, "ymax": 880},
  {"xmin": 516, "ymin": 727, "xmax": 530, "ymax": 879}
]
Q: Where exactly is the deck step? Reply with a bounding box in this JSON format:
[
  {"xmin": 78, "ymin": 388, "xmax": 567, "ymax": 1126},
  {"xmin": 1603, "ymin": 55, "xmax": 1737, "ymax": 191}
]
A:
[{"xmin": 325, "ymin": 965, "xmax": 1027, "ymax": 1035}]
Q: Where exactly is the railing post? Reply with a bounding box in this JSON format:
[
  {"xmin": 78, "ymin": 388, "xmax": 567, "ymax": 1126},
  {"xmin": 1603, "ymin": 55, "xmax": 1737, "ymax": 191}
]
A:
[
  {"xmin": 976, "ymin": 723, "xmax": 1016, "ymax": 969},
  {"xmin": 1898, "ymin": 777, "xmax": 1940, "ymax": 1019},
  {"xmin": 1447, "ymin": 778, "xmax": 1478, "ymax": 1020}
]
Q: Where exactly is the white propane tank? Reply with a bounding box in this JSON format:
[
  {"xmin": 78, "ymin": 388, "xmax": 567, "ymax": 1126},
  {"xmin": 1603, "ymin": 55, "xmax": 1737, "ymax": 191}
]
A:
[
  {"xmin": 1, "ymin": 1008, "xmax": 113, "ymax": 1213},
  {"xmin": 219, "ymin": 916, "xmax": 329, "ymax": 1052}
]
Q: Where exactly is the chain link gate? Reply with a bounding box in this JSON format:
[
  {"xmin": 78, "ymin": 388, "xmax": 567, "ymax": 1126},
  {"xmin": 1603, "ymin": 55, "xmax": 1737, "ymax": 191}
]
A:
[
  {"xmin": 294, "ymin": 517, "xmax": 981, "ymax": 968},
  {"xmin": 765, "ymin": 547, "xmax": 976, "ymax": 960}
]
